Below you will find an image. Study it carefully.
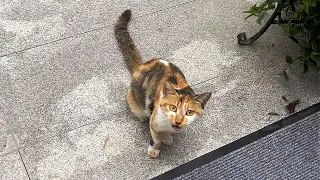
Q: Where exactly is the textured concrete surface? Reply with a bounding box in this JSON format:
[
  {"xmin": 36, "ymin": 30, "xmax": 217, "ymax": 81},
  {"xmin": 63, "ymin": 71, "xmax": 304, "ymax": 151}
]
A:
[
  {"xmin": 0, "ymin": 0, "xmax": 190, "ymax": 56},
  {"xmin": 1, "ymin": 0, "xmax": 320, "ymax": 179},
  {"xmin": 0, "ymin": 151, "xmax": 29, "ymax": 180},
  {"xmin": 1, "ymin": 28, "xmax": 131, "ymax": 147},
  {"xmin": 0, "ymin": 67, "xmax": 18, "ymax": 156}
]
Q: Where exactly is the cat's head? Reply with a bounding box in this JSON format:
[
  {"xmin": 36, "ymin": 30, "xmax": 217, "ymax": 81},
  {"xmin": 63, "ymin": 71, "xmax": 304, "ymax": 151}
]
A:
[{"xmin": 159, "ymin": 82, "xmax": 211, "ymax": 133}]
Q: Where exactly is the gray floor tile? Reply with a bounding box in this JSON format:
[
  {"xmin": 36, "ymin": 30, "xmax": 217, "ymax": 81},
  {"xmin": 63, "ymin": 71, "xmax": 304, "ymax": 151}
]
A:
[
  {"xmin": 19, "ymin": 63, "xmax": 320, "ymax": 180},
  {"xmin": 189, "ymin": 58, "xmax": 320, "ymax": 156},
  {"xmin": 19, "ymin": 112, "xmax": 209, "ymax": 180},
  {"xmin": 0, "ymin": 67, "xmax": 18, "ymax": 155},
  {"xmin": 127, "ymin": 0, "xmax": 299, "ymax": 85},
  {"xmin": 0, "ymin": 151, "xmax": 29, "ymax": 180},
  {"xmin": 0, "ymin": 121, "xmax": 17, "ymax": 156},
  {"xmin": 1, "ymin": 29, "xmax": 132, "ymax": 147},
  {"xmin": 0, "ymin": 0, "xmax": 190, "ymax": 56}
]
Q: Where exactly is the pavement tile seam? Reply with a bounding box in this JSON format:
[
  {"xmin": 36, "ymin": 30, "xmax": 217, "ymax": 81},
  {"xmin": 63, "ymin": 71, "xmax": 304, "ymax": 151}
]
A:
[
  {"xmin": 1, "ymin": 69, "xmax": 21, "ymax": 156},
  {"xmin": 0, "ymin": 150, "xmax": 31, "ymax": 180},
  {"xmin": 0, "ymin": 0, "xmax": 197, "ymax": 58},
  {"xmin": 17, "ymin": 150, "xmax": 32, "ymax": 180},
  {"xmin": 5, "ymin": 120, "xmax": 32, "ymax": 179}
]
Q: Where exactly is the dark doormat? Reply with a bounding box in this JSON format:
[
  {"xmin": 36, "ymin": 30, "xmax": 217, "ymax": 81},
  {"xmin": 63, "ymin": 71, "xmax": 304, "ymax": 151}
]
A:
[{"xmin": 152, "ymin": 103, "xmax": 320, "ymax": 180}]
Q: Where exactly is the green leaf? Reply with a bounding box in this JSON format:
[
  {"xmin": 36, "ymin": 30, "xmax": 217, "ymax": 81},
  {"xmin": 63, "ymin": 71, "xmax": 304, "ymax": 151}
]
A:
[
  {"xmin": 256, "ymin": 12, "xmax": 266, "ymax": 25},
  {"xmin": 280, "ymin": 71, "xmax": 289, "ymax": 81},
  {"xmin": 303, "ymin": 61, "xmax": 309, "ymax": 74},
  {"xmin": 304, "ymin": 48, "xmax": 313, "ymax": 57},
  {"xmin": 311, "ymin": 52, "xmax": 320, "ymax": 61},
  {"xmin": 317, "ymin": 66, "xmax": 320, "ymax": 72},
  {"xmin": 281, "ymin": 24, "xmax": 301, "ymax": 36},
  {"xmin": 286, "ymin": 56, "xmax": 294, "ymax": 64},
  {"xmin": 302, "ymin": 0, "xmax": 311, "ymax": 14},
  {"xmin": 243, "ymin": 10, "xmax": 253, "ymax": 14},
  {"xmin": 266, "ymin": 4, "xmax": 276, "ymax": 10},
  {"xmin": 302, "ymin": 0, "xmax": 311, "ymax": 6},
  {"xmin": 299, "ymin": 39, "xmax": 310, "ymax": 48},
  {"xmin": 290, "ymin": 26, "xmax": 301, "ymax": 35},
  {"xmin": 292, "ymin": 12, "xmax": 299, "ymax": 18},
  {"xmin": 251, "ymin": 4, "xmax": 258, "ymax": 11},
  {"xmin": 282, "ymin": 24, "xmax": 290, "ymax": 36},
  {"xmin": 305, "ymin": 5, "xmax": 310, "ymax": 14},
  {"xmin": 310, "ymin": 0, "xmax": 317, "ymax": 7},
  {"xmin": 312, "ymin": 40, "xmax": 320, "ymax": 52},
  {"xmin": 266, "ymin": 0, "xmax": 275, "ymax": 6},
  {"xmin": 245, "ymin": 14, "xmax": 255, "ymax": 20}
]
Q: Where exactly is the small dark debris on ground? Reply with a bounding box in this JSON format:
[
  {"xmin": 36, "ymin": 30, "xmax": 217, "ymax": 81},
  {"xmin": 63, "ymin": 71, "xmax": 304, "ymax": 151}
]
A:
[{"xmin": 267, "ymin": 96, "xmax": 301, "ymax": 117}]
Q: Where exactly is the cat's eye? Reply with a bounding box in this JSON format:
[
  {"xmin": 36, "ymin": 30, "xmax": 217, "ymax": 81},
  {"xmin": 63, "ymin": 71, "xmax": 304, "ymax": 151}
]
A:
[
  {"xmin": 186, "ymin": 110, "xmax": 194, "ymax": 116},
  {"xmin": 169, "ymin": 105, "xmax": 177, "ymax": 112}
]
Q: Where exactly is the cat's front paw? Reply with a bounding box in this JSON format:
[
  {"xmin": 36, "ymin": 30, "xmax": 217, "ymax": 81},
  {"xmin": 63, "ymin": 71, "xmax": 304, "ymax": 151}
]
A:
[
  {"xmin": 148, "ymin": 146, "xmax": 160, "ymax": 158},
  {"xmin": 162, "ymin": 135, "xmax": 173, "ymax": 145}
]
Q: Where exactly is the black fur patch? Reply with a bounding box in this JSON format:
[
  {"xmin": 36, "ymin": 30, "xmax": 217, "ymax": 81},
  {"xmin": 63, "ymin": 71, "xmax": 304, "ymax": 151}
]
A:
[
  {"xmin": 169, "ymin": 63, "xmax": 186, "ymax": 79},
  {"xmin": 148, "ymin": 102, "xmax": 154, "ymax": 113},
  {"xmin": 131, "ymin": 80, "xmax": 146, "ymax": 108},
  {"xmin": 144, "ymin": 63, "xmax": 166, "ymax": 111},
  {"xmin": 175, "ymin": 86, "xmax": 195, "ymax": 96},
  {"xmin": 150, "ymin": 139, "xmax": 154, "ymax": 146},
  {"xmin": 168, "ymin": 76, "xmax": 178, "ymax": 85}
]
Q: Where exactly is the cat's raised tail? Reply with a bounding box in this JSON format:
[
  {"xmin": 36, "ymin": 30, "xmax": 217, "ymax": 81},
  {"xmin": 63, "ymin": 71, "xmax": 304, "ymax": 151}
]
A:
[{"xmin": 114, "ymin": 9, "xmax": 142, "ymax": 75}]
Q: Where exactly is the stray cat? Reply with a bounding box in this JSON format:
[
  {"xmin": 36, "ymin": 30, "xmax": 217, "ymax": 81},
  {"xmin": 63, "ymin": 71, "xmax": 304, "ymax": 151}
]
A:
[{"xmin": 114, "ymin": 9, "xmax": 212, "ymax": 158}]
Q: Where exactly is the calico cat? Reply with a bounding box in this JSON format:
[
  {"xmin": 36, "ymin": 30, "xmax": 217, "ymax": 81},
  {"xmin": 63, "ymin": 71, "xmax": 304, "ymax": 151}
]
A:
[{"xmin": 114, "ymin": 9, "xmax": 212, "ymax": 158}]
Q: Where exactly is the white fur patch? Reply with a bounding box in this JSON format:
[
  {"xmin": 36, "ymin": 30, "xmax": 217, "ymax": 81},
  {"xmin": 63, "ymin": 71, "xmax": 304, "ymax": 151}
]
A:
[
  {"xmin": 154, "ymin": 108, "xmax": 172, "ymax": 132},
  {"xmin": 148, "ymin": 145, "xmax": 160, "ymax": 158},
  {"xmin": 185, "ymin": 114, "xmax": 199, "ymax": 125},
  {"xmin": 159, "ymin": 60, "xmax": 170, "ymax": 66},
  {"xmin": 144, "ymin": 96, "xmax": 152, "ymax": 116}
]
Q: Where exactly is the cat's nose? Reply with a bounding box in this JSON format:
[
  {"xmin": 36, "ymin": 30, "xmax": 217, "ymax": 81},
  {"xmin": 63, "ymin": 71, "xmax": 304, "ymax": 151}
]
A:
[{"xmin": 175, "ymin": 119, "xmax": 183, "ymax": 125}]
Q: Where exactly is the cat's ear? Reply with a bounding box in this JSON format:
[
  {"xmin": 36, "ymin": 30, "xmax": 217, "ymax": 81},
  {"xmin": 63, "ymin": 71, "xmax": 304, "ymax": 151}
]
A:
[
  {"xmin": 193, "ymin": 92, "xmax": 212, "ymax": 109},
  {"xmin": 163, "ymin": 81, "xmax": 176, "ymax": 96}
]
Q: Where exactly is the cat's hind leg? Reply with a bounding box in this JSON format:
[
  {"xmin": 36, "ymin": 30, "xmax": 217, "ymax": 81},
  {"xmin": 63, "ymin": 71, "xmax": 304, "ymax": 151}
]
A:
[{"xmin": 127, "ymin": 88, "xmax": 148, "ymax": 122}]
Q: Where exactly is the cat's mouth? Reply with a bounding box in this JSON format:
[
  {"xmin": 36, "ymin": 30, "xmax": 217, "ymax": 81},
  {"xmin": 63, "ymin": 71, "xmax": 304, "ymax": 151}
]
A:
[{"xmin": 171, "ymin": 125, "xmax": 181, "ymax": 132}]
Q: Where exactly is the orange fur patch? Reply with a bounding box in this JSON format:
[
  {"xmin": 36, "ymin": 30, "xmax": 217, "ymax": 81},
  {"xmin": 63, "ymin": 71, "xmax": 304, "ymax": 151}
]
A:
[{"xmin": 159, "ymin": 94, "xmax": 203, "ymax": 126}]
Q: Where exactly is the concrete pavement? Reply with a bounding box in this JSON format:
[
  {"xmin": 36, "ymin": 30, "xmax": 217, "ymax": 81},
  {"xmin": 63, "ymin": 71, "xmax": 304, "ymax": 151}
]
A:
[{"xmin": 1, "ymin": 0, "xmax": 319, "ymax": 179}]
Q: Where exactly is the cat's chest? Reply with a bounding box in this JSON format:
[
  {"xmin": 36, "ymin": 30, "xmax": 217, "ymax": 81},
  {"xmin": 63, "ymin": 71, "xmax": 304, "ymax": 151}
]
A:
[{"xmin": 154, "ymin": 108, "xmax": 172, "ymax": 132}]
